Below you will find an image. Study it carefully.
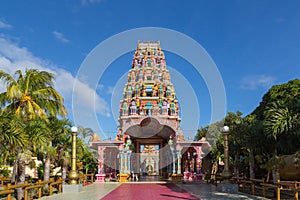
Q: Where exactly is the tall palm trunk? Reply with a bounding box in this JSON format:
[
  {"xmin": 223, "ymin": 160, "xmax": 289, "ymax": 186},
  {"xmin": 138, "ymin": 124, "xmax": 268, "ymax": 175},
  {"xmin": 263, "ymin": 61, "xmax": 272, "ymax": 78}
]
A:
[
  {"xmin": 44, "ymin": 157, "xmax": 51, "ymax": 181},
  {"xmin": 11, "ymin": 158, "xmax": 18, "ymax": 183},
  {"xmin": 16, "ymin": 160, "xmax": 26, "ymax": 200},
  {"xmin": 272, "ymin": 149, "xmax": 280, "ymax": 183},
  {"xmin": 62, "ymin": 162, "xmax": 68, "ymax": 183},
  {"xmin": 211, "ymin": 160, "xmax": 218, "ymax": 181},
  {"xmin": 234, "ymin": 153, "xmax": 239, "ymax": 176},
  {"xmin": 12, "ymin": 148, "xmax": 21, "ymax": 183},
  {"xmin": 272, "ymin": 168, "xmax": 280, "ymax": 183},
  {"xmin": 249, "ymin": 150, "xmax": 255, "ymax": 179}
]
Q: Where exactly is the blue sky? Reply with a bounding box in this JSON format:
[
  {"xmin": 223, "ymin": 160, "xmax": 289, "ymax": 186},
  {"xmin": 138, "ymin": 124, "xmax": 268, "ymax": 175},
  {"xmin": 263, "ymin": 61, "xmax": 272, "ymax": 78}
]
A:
[{"xmin": 0, "ymin": 0, "xmax": 299, "ymax": 140}]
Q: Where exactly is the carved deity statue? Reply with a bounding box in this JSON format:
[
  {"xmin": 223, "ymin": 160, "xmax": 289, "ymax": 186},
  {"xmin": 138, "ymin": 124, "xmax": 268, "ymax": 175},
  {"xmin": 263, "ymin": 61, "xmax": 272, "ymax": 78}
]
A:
[
  {"xmin": 166, "ymin": 86, "xmax": 172, "ymax": 97},
  {"xmin": 162, "ymin": 101, "xmax": 168, "ymax": 115},
  {"xmin": 126, "ymin": 85, "xmax": 133, "ymax": 98},
  {"xmin": 159, "ymin": 84, "xmax": 163, "ymax": 96},
  {"xmin": 122, "ymin": 101, "xmax": 128, "ymax": 115},
  {"xmin": 139, "ymin": 70, "xmax": 143, "ymax": 80},
  {"xmin": 130, "ymin": 100, "xmax": 137, "ymax": 115},
  {"xmin": 170, "ymin": 102, "xmax": 176, "ymax": 115},
  {"xmin": 135, "ymin": 84, "xmax": 140, "ymax": 97},
  {"xmin": 152, "ymin": 83, "xmax": 158, "ymax": 97},
  {"xmin": 147, "ymin": 58, "xmax": 151, "ymax": 67}
]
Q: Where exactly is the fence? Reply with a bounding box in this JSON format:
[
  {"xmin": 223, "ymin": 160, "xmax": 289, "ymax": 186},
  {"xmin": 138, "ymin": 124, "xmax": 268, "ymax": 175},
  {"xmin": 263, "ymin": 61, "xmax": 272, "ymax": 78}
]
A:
[
  {"xmin": 0, "ymin": 177, "xmax": 12, "ymax": 185},
  {"xmin": 232, "ymin": 176, "xmax": 300, "ymax": 200},
  {"xmin": 0, "ymin": 174, "xmax": 94, "ymax": 199}
]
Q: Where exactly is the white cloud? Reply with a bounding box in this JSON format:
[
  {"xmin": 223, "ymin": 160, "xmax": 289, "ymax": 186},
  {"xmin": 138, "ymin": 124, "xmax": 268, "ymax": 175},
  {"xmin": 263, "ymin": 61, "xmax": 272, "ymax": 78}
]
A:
[
  {"xmin": 275, "ymin": 17, "xmax": 286, "ymax": 24},
  {"xmin": 107, "ymin": 86, "xmax": 114, "ymax": 94},
  {"xmin": 240, "ymin": 75, "xmax": 276, "ymax": 90},
  {"xmin": 0, "ymin": 35, "xmax": 110, "ymax": 121},
  {"xmin": 72, "ymin": 80, "xmax": 111, "ymax": 117},
  {"xmin": 0, "ymin": 19, "xmax": 12, "ymax": 29},
  {"xmin": 81, "ymin": 0, "xmax": 104, "ymax": 5},
  {"xmin": 97, "ymin": 84, "xmax": 104, "ymax": 91},
  {"xmin": 52, "ymin": 31, "xmax": 70, "ymax": 43}
]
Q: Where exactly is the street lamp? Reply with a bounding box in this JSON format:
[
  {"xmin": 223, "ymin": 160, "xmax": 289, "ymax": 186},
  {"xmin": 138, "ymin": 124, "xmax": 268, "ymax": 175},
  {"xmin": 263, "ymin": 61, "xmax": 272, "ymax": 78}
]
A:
[
  {"xmin": 68, "ymin": 126, "xmax": 79, "ymax": 184},
  {"xmin": 221, "ymin": 125, "xmax": 233, "ymax": 183}
]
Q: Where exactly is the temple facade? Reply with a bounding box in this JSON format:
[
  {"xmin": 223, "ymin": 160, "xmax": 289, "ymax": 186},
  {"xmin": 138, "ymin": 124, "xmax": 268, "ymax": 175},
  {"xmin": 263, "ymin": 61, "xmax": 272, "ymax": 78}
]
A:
[{"xmin": 90, "ymin": 41, "xmax": 209, "ymax": 182}]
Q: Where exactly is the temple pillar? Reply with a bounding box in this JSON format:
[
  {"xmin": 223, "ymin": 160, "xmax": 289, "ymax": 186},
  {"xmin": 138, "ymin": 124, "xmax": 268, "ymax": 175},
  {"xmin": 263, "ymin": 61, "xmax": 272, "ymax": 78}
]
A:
[
  {"xmin": 172, "ymin": 151, "xmax": 176, "ymax": 174},
  {"xmin": 96, "ymin": 146, "xmax": 106, "ymax": 182},
  {"xmin": 176, "ymin": 149, "xmax": 182, "ymax": 174},
  {"xmin": 124, "ymin": 152, "xmax": 128, "ymax": 173},
  {"xmin": 119, "ymin": 150, "xmax": 124, "ymax": 173},
  {"xmin": 169, "ymin": 152, "xmax": 173, "ymax": 173},
  {"xmin": 126, "ymin": 151, "xmax": 132, "ymax": 173},
  {"xmin": 194, "ymin": 146, "xmax": 203, "ymax": 181}
]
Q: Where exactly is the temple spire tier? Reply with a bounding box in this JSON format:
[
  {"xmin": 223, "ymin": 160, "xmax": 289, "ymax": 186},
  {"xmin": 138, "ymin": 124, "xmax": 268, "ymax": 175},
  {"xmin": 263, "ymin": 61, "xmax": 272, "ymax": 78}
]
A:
[{"xmin": 120, "ymin": 41, "xmax": 180, "ymax": 121}]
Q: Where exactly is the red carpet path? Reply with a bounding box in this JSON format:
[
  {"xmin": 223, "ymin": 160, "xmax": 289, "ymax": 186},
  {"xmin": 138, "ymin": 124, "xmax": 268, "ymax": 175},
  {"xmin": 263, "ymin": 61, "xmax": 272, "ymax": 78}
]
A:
[{"xmin": 101, "ymin": 183, "xmax": 199, "ymax": 200}]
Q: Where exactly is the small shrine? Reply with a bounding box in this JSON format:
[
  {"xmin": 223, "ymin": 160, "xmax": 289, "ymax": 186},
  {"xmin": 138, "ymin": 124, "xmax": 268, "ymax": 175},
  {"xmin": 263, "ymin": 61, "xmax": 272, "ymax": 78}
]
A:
[{"xmin": 90, "ymin": 41, "xmax": 210, "ymax": 182}]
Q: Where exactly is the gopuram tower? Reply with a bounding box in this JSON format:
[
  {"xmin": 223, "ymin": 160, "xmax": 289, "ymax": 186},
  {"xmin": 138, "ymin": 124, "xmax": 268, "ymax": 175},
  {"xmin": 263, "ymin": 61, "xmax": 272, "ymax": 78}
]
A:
[
  {"xmin": 90, "ymin": 41, "xmax": 207, "ymax": 182},
  {"xmin": 118, "ymin": 41, "xmax": 183, "ymax": 140}
]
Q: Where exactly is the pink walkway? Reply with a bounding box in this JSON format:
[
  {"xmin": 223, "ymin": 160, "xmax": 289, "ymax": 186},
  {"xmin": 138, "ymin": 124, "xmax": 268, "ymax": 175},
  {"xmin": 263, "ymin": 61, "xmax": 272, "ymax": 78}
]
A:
[{"xmin": 102, "ymin": 183, "xmax": 199, "ymax": 200}]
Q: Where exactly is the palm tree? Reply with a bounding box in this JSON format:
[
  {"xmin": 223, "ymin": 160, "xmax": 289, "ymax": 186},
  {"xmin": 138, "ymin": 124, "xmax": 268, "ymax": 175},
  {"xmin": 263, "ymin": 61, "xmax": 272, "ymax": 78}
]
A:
[
  {"xmin": 0, "ymin": 69, "xmax": 66, "ymax": 120},
  {"xmin": 0, "ymin": 110, "xmax": 26, "ymax": 164},
  {"xmin": 263, "ymin": 101, "xmax": 299, "ymax": 182},
  {"xmin": 0, "ymin": 69, "xmax": 67, "ymax": 200},
  {"xmin": 0, "ymin": 110, "xmax": 26, "ymax": 183},
  {"xmin": 225, "ymin": 111, "xmax": 243, "ymax": 176},
  {"xmin": 264, "ymin": 102, "xmax": 296, "ymax": 140},
  {"xmin": 43, "ymin": 117, "xmax": 71, "ymax": 182},
  {"xmin": 77, "ymin": 126, "xmax": 94, "ymax": 142},
  {"xmin": 13, "ymin": 119, "xmax": 49, "ymax": 197},
  {"xmin": 241, "ymin": 115, "xmax": 263, "ymax": 179}
]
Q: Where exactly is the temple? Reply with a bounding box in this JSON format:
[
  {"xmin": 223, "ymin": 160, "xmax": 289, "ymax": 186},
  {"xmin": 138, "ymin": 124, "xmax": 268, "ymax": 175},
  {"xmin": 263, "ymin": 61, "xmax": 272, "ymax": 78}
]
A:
[{"xmin": 89, "ymin": 41, "xmax": 210, "ymax": 182}]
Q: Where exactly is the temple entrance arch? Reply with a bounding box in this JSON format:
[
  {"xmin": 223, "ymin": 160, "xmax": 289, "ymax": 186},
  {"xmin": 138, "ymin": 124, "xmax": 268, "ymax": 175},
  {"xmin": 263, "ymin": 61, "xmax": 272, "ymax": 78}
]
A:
[
  {"xmin": 125, "ymin": 117, "xmax": 176, "ymax": 178},
  {"xmin": 89, "ymin": 41, "xmax": 209, "ymax": 182}
]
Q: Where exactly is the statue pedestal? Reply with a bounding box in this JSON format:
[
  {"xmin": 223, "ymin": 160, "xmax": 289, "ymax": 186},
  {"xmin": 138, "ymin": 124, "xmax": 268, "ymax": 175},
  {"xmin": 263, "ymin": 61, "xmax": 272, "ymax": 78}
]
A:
[
  {"xmin": 95, "ymin": 174, "xmax": 106, "ymax": 182},
  {"xmin": 196, "ymin": 174, "xmax": 203, "ymax": 182},
  {"xmin": 171, "ymin": 174, "xmax": 183, "ymax": 182},
  {"xmin": 118, "ymin": 173, "xmax": 130, "ymax": 182},
  {"xmin": 217, "ymin": 183, "xmax": 239, "ymax": 193},
  {"xmin": 183, "ymin": 172, "xmax": 189, "ymax": 180},
  {"xmin": 62, "ymin": 184, "xmax": 83, "ymax": 193}
]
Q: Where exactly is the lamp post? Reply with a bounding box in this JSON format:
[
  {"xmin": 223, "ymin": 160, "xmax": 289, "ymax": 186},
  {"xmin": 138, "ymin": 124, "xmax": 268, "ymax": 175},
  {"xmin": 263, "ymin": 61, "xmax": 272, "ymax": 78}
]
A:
[
  {"xmin": 68, "ymin": 126, "xmax": 79, "ymax": 184},
  {"xmin": 221, "ymin": 125, "xmax": 233, "ymax": 183}
]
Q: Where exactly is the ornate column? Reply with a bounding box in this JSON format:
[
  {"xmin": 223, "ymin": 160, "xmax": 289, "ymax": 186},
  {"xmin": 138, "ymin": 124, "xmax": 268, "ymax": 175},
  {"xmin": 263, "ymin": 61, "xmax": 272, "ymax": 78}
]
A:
[
  {"xmin": 193, "ymin": 146, "xmax": 203, "ymax": 182},
  {"xmin": 176, "ymin": 144, "xmax": 182, "ymax": 174},
  {"xmin": 124, "ymin": 152, "xmax": 128, "ymax": 173},
  {"xmin": 98, "ymin": 146, "xmax": 106, "ymax": 174},
  {"xmin": 193, "ymin": 146, "xmax": 202, "ymax": 174},
  {"xmin": 172, "ymin": 151, "xmax": 176, "ymax": 174},
  {"xmin": 126, "ymin": 150, "xmax": 132, "ymax": 173},
  {"xmin": 187, "ymin": 152, "xmax": 191, "ymax": 172},
  {"xmin": 95, "ymin": 146, "xmax": 106, "ymax": 182},
  {"xmin": 168, "ymin": 137, "xmax": 176, "ymax": 174},
  {"xmin": 119, "ymin": 148, "xmax": 124, "ymax": 173},
  {"xmin": 169, "ymin": 152, "xmax": 173, "ymax": 173}
]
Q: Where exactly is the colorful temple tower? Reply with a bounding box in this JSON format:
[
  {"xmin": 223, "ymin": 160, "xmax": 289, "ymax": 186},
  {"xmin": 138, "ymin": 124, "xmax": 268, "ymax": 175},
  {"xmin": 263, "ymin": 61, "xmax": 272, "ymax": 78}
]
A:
[
  {"xmin": 90, "ymin": 41, "xmax": 209, "ymax": 182},
  {"xmin": 119, "ymin": 40, "xmax": 181, "ymax": 128}
]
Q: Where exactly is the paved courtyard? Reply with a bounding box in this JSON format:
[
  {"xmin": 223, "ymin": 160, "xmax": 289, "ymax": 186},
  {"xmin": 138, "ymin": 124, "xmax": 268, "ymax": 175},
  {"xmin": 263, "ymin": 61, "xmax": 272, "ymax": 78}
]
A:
[{"xmin": 41, "ymin": 182, "xmax": 268, "ymax": 200}]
